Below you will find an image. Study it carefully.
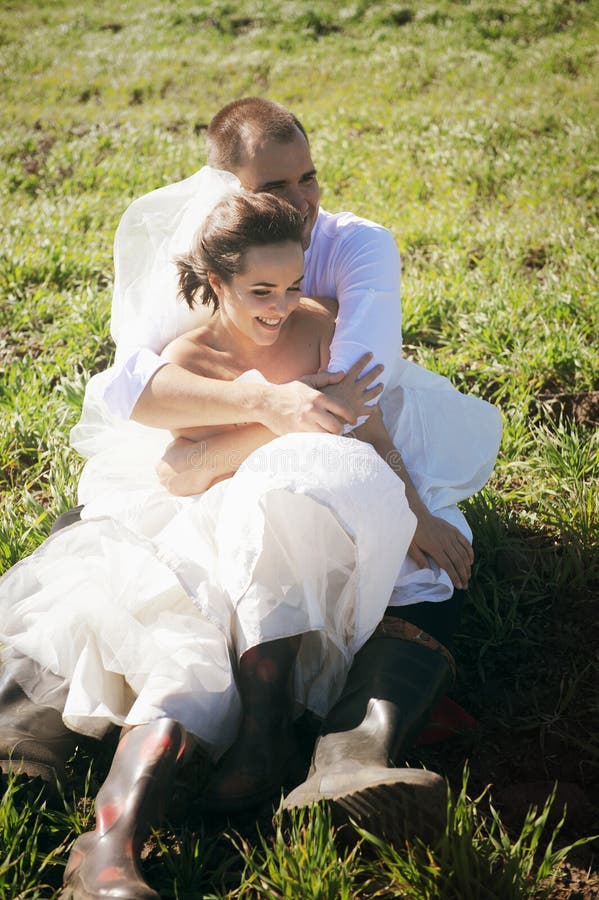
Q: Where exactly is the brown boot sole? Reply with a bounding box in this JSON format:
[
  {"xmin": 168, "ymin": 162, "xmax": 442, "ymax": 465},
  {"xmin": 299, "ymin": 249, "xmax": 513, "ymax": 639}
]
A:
[
  {"xmin": 283, "ymin": 765, "xmax": 447, "ymax": 845},
  {"xmin": 0, "ymin": 728, "xmax": 75, "ymax": 787}
]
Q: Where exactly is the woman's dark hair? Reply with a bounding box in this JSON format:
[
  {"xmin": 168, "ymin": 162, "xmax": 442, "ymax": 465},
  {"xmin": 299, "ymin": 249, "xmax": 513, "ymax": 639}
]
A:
[{"xmin": 175, "ymin": 192, "xmax": 304, "ymax": 311}]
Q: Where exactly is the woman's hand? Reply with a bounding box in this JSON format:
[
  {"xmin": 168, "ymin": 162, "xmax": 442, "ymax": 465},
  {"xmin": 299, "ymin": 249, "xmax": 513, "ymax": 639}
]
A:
[
  {"xmin": 156, "ymin": 437, "xmax": 221, "ymax": 496},
  {"xmin": 157, "ymin": 423, "xmax": 276, "ymax": 496},
  {"xmin": 350, "ymin": 401, "xmax": 387, "ymax": 441},
  {"xmin": 408, "ymin": 509, "xmax": 474, "ymax": 590}
]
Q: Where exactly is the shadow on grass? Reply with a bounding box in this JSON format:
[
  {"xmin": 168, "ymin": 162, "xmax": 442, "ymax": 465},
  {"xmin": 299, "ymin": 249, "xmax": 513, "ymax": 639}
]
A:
[{"xmin": 409, "ymin": 492, "xmax": 599, "ymax": 885}]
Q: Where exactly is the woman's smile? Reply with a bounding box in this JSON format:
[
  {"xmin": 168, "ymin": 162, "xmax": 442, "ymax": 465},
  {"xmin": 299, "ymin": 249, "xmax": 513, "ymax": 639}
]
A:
[{"xmin": 256, "ymin": 315, "xmax": 284, "ymax": 330}]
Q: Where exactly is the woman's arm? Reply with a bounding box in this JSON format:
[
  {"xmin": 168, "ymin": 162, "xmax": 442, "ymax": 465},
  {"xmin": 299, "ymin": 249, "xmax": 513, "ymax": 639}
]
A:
[
  {"xmin": 352, "ymin": 408, "xmax": 474, "ymax": 590},
  {"xmin": 155, "ymin": 296, "xmax": 386, "ymax": 497},
  {"xmin": 157, "ymin": 423, "xmax": 274, "ymax": 496},
  {"xmin": 157, "ymin": 356, "xmax": 385, "ymax": 496}
]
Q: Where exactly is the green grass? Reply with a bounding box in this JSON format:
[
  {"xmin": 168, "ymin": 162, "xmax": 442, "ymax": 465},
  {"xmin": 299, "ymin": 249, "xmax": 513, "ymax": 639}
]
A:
[
  {"xmin": 1, "ymin": 0, "xmax": 598, "ymax": 896},
  {"xmin": 0, "ymin": 767, "xmax": 593, "ymax": 898}
]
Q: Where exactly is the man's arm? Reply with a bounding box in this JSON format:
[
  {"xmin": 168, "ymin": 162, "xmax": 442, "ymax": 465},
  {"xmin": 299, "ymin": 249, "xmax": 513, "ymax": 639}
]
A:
[
  {"xmin": 131, "ymin": 351, "xmax": 383, "ymax": 437},
  {"xmin": 132, "ymin": 362, "xmax": 355, "ymax": 435},
  {"xmin": 353, "ymin": 408, "xmax": 474, "ymax": 590},
  {"xmin": 326, "ymin": 220, "xmax": 402, "ymax": 386}
]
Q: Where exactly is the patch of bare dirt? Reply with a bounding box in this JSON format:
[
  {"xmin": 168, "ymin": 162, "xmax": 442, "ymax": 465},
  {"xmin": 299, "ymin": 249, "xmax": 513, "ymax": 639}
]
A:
[
  {"xmin": 548, "ymin": 864, "xmax": 599, "ymax": 899},
  {"xmin": 537, "ymin": 390, "xmax": 599, "ymax": 426}
]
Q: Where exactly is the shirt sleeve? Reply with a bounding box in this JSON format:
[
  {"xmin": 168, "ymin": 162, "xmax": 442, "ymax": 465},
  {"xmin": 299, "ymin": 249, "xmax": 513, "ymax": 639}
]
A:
[
  {"xmin": 327, "ymin": 223, "xmax": 402, "ymax": 386},
  {"xmin": 101, "ymin": 348, "xmax": 170, "ymax": 421}
]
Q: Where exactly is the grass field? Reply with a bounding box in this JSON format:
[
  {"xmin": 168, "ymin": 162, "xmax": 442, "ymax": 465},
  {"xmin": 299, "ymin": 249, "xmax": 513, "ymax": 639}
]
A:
[{"xmin": 1, "ymin": 0, "xmax": 598, "ymax": 896}]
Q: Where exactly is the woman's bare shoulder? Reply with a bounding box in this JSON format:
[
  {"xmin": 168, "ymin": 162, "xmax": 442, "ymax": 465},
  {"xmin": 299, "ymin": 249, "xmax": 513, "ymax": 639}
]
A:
[
  {"xmin": 292, "ymin": 298, "xmax": 336, "ymax": 371},
  {"xmin": 298, "ymin": 296, "xmax": 338, "ymax": 319},
  {"xmin": 295, "ymin": 297, "xmax": 336, "ymax": 340},
  {"xmin": 160, "ymin": 326, "xmax": 216, "ymax": 376}
]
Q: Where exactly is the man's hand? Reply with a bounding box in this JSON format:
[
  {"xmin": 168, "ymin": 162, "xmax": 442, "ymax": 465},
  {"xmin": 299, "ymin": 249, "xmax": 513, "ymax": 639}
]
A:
[
  {"xmin": 260, "ymin": 374, "xmax": 344, "ymax": 435},
  {"xmin": 408, "ymin": 510, "xmax": 474, "ymax": 590},
  {"xmin": 351, "ymin": 374, "xmax": 474, "ymax": 590},
  {"xmin": 319, "ymin": 353, "xmax": 384, "ymax": 426},
  {"xmin": 261, "ymin": 355, "xmax": 382, "ymax": 436}
]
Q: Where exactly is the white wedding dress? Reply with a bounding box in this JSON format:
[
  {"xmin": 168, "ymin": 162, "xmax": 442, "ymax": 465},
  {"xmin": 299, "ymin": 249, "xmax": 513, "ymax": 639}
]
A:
[
  {"xmin": 0, "ymin": 169, "xmax": 502, "ymax": 761},
  {"xmin": 0, "ymin": 431, "xmax": 416, "ymax": 760}
]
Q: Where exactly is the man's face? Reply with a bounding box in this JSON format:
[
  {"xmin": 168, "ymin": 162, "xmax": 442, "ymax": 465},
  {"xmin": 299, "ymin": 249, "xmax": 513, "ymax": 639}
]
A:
[{"xmin": 233, "ymin": 128, "xmax": 320, "ymax": 250}]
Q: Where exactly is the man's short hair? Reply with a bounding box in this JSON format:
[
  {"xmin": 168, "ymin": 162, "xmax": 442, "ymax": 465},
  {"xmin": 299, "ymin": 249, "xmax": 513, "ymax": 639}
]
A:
[{"xmin": 207, "ymin": 97, "xmax": 309, "ymax": 171}]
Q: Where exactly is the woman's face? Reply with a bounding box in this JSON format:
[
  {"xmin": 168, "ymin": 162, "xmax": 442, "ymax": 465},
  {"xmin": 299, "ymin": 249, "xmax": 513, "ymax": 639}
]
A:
[{"xmin": 211, "ymin": 241, "xmax": 304, "ymax": 346}]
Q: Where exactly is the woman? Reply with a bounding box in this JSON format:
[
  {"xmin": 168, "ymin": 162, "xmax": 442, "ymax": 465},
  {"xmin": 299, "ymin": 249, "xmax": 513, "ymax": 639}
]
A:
[{"xmin": 0, "ymin": 192, "xmax": 419, "ymax": 899}]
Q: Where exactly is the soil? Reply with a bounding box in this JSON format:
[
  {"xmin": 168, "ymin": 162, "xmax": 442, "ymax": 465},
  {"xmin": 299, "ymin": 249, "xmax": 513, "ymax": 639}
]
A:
[{"xmin": 536, "ymin": 390, "xmax": 599, "ymax": 427}]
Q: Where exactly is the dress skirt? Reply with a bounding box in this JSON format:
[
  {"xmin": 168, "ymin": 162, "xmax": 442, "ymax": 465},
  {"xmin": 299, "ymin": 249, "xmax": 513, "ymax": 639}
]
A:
[{"xmin": 0, "ymin": 434, "xmax": 416, "ymax": 760}]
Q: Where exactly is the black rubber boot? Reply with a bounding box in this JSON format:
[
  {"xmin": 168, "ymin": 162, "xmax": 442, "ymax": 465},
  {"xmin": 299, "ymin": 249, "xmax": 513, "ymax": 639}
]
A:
[
  {"xmin": 283, "ymin": 621, "xmax": 454, "ymax": 844},
  {"xmin": 0, "ymin": 667, "xmax": 77, "ymax": 788},
  {"xmin": 60, "ymin": 718, "xmax": 186, "ymax": 900},
  {"xmin": 201, "ymin": 636, "xmax": 301, "ymax": 812}
]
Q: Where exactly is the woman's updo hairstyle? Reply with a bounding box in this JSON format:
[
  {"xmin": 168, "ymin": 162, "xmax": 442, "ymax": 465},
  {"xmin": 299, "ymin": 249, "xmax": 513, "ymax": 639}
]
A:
[{"xmin": 176, "ymin": 192, "xmax": 304, "ymax": 311}]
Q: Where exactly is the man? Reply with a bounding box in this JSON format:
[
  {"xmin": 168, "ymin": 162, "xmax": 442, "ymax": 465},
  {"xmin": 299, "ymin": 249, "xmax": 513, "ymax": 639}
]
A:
[{"xmin": 1, "ymin": 98, "xmax": 501, "ymax": 843}]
